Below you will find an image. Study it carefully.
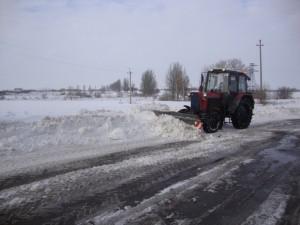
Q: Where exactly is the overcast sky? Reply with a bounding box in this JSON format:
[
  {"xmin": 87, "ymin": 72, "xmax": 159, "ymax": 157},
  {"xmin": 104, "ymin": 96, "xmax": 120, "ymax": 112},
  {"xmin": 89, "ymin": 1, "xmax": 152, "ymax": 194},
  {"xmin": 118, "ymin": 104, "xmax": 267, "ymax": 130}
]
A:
[{"xmin": 0, "ymin": 0, "xmax": 299, "ymax": 89}]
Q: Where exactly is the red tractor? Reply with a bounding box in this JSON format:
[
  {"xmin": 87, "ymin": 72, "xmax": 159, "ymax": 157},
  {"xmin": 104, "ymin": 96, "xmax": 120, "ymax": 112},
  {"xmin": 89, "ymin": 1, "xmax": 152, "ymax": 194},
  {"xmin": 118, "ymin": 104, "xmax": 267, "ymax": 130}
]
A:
[{"xmin": 156, "ymin": 69, "xmax": 254, "ymax": 133}]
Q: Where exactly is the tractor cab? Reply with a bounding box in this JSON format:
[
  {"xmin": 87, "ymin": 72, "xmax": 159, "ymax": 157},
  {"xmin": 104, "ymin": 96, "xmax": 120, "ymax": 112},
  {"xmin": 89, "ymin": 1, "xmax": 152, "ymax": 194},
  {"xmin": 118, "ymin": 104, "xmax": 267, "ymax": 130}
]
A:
[
  {"xmin": 204, "ymin": 69, "xmax": 250, "ymax": 94},
  {"xmin": 189, "ymin": 69, "xmax": 254, "ymax": 133}
]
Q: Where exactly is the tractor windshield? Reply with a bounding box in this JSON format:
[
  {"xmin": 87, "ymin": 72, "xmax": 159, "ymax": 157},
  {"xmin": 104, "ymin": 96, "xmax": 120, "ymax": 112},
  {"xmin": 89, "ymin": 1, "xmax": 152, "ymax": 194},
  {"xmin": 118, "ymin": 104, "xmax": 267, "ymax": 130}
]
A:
[{"xmin": 206, "ymin": 72, "xmax": 229, "ymax": 92}]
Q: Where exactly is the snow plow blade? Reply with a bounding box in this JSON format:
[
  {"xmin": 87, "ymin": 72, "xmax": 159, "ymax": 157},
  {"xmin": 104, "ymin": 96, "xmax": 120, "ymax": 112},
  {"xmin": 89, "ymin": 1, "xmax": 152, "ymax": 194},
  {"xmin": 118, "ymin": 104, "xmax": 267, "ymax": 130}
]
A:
[{"xmin": 153, "ymin": 110, "xmax": 199, "ymax": 125}]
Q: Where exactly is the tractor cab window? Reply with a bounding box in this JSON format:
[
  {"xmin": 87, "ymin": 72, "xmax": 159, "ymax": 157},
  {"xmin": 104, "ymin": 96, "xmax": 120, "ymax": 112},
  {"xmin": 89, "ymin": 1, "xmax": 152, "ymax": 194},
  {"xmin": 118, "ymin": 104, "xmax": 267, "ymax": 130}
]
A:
[
  {"xmin": 229, "ymin": 75, "xmax": 238, "ymax": 92},
  {"xmin": 206, "ymin": 73, "xmax": 229, "ymax": 92},
  {"xmin": 239, "ymin": 76, "xmax": 247, "ymax": 92}
]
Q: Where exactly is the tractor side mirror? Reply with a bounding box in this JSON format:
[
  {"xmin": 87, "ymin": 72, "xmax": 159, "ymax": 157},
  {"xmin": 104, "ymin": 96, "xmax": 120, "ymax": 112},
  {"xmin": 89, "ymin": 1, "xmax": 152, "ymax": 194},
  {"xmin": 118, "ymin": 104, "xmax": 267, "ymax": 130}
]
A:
[{"xmin": 199, "ymin": 74, "xmax": 204, "ymax": 91}]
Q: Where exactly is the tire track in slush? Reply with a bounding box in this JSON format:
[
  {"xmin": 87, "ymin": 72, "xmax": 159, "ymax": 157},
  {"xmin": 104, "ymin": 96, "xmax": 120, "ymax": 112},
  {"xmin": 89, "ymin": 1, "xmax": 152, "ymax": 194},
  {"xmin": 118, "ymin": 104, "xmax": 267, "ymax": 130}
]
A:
[
  {"xmin": 2, "ymin": 135, "xmax": 283, "ymax": 225},
  {"xmin": 3, "ymin": 133, "xmax": 282, "ymax": 224},
  {"xmin": 1, "ymin": 119, "xmax": 289, "ymax": 192},
  {"xmin": 0, "ymin": 132, "xmax": 286, "ymax": 225},
  {"xmin": 0, "ymin": 140, "xmax": 198, "ymax": 191},
  {"xmin": 113, "ymin": 152, "xmax": 297, "ymax": 225},
  {"xmin": 278, "ymin": 169, "xmax": 300, "ymax": 225},
  {"xmin": 102, "ymin": 132, "xmax": 300, "ymax": 225},
  {"xmin": 1, "ymin": 122, "xmax": 300, "ymax": 225},
  {"xmin": 0, "ymin": 155, "xmax": 227, "ymax": 225}
]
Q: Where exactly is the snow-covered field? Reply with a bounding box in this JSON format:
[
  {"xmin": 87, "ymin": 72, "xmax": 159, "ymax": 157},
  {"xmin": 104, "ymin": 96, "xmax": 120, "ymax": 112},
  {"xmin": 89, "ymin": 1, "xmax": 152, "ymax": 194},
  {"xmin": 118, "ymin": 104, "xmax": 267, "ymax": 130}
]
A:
[
  {"xmin": 1, "ymin": 97, "xmax": 300, "ymax": 123},
  {"xmin": 0, "ymin": 98, "xmax": 300, "ymax": 174}
]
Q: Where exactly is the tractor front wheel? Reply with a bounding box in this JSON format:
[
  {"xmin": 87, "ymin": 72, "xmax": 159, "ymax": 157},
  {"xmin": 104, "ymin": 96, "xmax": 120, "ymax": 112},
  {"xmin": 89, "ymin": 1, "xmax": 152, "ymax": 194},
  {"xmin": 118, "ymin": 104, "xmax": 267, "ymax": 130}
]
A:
[
  {"xmin": 231, "ymin": 103, "xmax": 252, "ymax": 129},
  {"xmin": 203, "ymin": 112, "xmax": 222, "ymax": 133}
]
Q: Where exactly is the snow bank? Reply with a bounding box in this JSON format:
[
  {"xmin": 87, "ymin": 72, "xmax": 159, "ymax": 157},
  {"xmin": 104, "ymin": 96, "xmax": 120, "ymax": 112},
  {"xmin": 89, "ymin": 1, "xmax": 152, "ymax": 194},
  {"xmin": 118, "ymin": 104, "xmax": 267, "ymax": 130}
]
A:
[
  {"xmin": 0, "ymin": 99, "xmax": 187, "ymax": 122},
  {"xmin": 0, "ymin": 107, "xmax": 198, "ymax": 156},
  {"xmin": 1, "ymin": 98, "xmax": 300, "ymax": 172},
  {"xmin": 1, "ymin": 98, "xmax": 299, "ymax": 124},
  {"xmin": 252, "ymin": 99, "xmax": 300, "ymax": 124}
]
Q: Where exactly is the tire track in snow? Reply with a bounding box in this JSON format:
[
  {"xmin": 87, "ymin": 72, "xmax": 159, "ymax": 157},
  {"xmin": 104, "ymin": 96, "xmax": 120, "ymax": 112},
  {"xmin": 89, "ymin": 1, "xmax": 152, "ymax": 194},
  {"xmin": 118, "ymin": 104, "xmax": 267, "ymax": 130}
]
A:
[
  {"xmin": 0, "ymin": 155, "xmax": 227, "ymax": 225},
  {"xmin": 0, "ymin": 140, "xmax": 198, "ymax": 191},
  {"xmin": 80, "ymin": 131, "xmax": 300, "ymax": 225},
  {"xmin": 112, "ymin": 153, "xmax": 297, "ymax": 225},
  {"xmin": 278, "ymin": 168, "xmax": 300, "ymax": 225},
  {"xmin": 0, "ymin": 134, "xmax": 270, "ymax": 225},
  {"xmin": 1, "ymin": 122, "xmax": 299, "ymax": 225}
]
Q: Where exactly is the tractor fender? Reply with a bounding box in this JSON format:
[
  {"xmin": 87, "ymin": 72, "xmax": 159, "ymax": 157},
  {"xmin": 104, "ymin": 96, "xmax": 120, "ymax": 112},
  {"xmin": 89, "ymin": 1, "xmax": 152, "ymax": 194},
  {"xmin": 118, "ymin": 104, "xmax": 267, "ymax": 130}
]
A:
[{"xmin": 228, "ymin": 94, "xmax": 254, "ymax": 114}]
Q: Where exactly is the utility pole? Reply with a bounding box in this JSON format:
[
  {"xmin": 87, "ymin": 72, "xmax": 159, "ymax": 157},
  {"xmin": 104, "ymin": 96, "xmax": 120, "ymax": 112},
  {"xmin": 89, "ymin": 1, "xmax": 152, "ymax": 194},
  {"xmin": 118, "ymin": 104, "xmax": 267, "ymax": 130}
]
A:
[
  {"xmin": 256, "ymin": 40, "xmax": 264, "ymax": 93},
  {"xmin": 175, "ymin": 77, "xmax": 178, "ymax": 101},
  {"xmin": 128, "ymin": 68, "xmax": 132, "ymax": 104},
  {"xmin": 249, "ymin": 63, "xmax": 258, "ymax": 91}
]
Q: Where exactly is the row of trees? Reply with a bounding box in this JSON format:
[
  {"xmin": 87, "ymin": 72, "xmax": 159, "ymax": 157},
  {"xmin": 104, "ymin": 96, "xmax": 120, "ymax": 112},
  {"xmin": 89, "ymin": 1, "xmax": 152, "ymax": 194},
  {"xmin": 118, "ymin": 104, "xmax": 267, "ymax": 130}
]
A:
[
  {"xmin": 108, "ymin": 59, "xmax": 248, "ymax": 98},
  {"xmin": 276, "ymin": 87, "xmax": 296, "ymax": 99},
  {"xmin": 108, "ymin": 59, "xmax": 296, "ymax": 100},
  {"xmin": 107, "ymin": 62, "xmax": 190, "ymax": 100},
  {"xmin": 108, "ymin": 59, "xmax": 251, "ymax": 100},
  {"xmin": 140, "ymin": 64, "xmax": 190, "ymax": 100},
  {"xmin": 109, "ymin": 79, "xmax": 131, "ymax": 92}
]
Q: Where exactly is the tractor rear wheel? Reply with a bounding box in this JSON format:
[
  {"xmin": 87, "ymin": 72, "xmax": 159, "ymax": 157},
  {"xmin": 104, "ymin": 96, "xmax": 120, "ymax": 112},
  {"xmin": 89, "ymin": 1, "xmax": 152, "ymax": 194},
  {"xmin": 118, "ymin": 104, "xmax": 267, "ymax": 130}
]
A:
[
  {"xmin": 231, "ymin": 103, "xmax": 252, "ymax": 129},
  {"xmin": 203, "ymin": 111, "xmax": 222, "ymax": 133}
]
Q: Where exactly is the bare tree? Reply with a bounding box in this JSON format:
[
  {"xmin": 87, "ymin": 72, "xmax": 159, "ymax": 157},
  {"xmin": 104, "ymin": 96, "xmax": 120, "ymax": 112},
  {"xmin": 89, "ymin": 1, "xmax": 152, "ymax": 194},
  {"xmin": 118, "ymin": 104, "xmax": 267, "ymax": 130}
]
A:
[
  {"xmin": 276, "ymin": 86, "xmax": 294, "ymax": 99},
  {"xmin": 100, "ymin": 86, "xmax": 106, "ymax": 93},
  {"xmin": 109, "ymin": 79, "xmax": 121, "ymax": 92},
  {"xmin": 166, "ymin": 62, "xmax": 190, "ymax": 100},
  {"xmin": 205, "ymin": 58, "xmax": 248, "ymax": 72},
  {"xmin": 88, "ymin": 85, "xmax": 93, "ymax": 95},
  {"xmin": 123, "ymin": 78, "xmax": 129, "ymax": 92},
  {"xmin": 140, "ymin": 70, "xmax": 157, "ymax": 96},
  {"xmin": 253, "ymin": 84, "xmax": 270, "ymax": 104}
]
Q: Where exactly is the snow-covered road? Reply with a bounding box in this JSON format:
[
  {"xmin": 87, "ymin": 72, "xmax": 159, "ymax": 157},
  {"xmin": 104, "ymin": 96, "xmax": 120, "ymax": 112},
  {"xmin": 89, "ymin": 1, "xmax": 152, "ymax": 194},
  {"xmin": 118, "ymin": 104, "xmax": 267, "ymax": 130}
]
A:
[
  {"xmin": 1, "ymin": 119, "xmax": 300, "ymax": 225},
  {"xmin": 1, "ymin": 98, "xmax": 300, "ymax": 225}
]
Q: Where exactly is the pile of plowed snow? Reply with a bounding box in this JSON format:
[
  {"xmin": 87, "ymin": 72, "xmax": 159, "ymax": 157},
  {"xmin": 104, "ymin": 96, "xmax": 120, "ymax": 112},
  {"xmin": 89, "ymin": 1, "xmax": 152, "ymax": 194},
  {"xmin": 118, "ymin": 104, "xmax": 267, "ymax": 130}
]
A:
[
  {"xmin": 253, "ymin": 99, "xmax": 300, "ymax": 124},
  {"xmin": 1, "ymin": 98, "xmax": 300, "ymax": 158},
  {"xmin": 0, "ymin": 108, "xmax": 199, "ymax": 155}
]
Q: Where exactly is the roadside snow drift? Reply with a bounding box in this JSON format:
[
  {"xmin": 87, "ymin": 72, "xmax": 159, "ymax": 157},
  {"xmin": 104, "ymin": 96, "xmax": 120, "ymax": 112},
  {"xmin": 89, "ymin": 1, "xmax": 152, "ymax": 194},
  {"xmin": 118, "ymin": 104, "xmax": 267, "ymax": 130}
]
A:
[
  {"xmin": 1, "ymin": 98, "xmax": 300, "ymax": 175},
  {"xmin": 253, "ymin": 99, "xmax": 300, "ymax": 124},
  {"xmin": 0, "ymin": 108, "xmax": 198, "ymax": 156}
]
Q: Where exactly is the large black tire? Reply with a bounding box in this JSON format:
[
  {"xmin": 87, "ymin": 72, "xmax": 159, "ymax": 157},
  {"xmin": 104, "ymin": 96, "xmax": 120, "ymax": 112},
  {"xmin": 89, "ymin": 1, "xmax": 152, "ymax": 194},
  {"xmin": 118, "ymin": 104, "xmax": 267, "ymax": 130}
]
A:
[
  {"xmin": 203, "ymin": 111, "xmax": 222, "ymax": 133},
  {"xmin": 231, "ymin": 103, "xmax": 253, "ymax": 129}
]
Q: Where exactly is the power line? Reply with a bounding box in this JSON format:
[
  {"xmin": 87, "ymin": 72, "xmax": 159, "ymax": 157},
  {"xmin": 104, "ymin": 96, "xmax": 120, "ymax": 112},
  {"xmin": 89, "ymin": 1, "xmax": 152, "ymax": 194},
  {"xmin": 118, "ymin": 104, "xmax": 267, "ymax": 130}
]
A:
[{"xmin": 0, "ymin": 39, "xmax": 126, "ymax": 73}]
